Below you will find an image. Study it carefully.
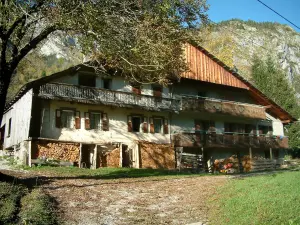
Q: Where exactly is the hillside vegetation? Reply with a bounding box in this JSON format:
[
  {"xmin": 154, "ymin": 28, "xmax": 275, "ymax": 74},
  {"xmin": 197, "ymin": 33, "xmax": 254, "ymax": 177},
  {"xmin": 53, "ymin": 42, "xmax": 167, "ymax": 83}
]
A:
[{"xmin": 198, "ymin": 19, "xmax": 300, "ymax": 87}]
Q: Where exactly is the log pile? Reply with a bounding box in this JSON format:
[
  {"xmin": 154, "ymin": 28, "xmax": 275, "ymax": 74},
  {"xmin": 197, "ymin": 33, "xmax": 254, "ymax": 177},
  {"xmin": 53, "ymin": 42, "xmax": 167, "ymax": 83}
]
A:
[
  {"xmin": 139, "ymin": 141, "xmax": 175, "ymax": 169},
  {"xmin": 242, "ymin": 155, "xmax": 251, "ymax": 172},
  {"xmin": 99, "ymin": 148, "xmax": 120, "ymax": 167},
  {"xmin": 35, "ymin": 141, "xmax": 80, "ymax": 162},
  {"xmin": 214, "ymin": 155, "xmax": 239, "ymax": 173}
]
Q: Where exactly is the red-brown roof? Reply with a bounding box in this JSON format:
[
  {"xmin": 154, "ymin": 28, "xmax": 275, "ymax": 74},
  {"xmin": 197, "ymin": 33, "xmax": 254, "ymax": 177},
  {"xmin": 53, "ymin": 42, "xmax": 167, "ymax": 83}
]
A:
[{"xmin": 183, "ymin": 42, "xmax": 296, "ymax": 123}]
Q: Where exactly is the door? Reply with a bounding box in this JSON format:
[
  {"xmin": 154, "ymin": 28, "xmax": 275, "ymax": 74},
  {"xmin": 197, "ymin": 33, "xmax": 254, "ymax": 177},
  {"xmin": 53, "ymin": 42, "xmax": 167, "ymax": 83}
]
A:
[{"xmin": 122, "ymin": 145, "xmax": 132, "ymax": 167}]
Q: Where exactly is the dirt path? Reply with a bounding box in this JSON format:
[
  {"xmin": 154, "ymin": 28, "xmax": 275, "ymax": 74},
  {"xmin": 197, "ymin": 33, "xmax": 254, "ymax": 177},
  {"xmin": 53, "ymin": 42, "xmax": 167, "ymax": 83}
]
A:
[{"xmin": 42, "ymin": 176, "xmax": 227, "ymax": 225}]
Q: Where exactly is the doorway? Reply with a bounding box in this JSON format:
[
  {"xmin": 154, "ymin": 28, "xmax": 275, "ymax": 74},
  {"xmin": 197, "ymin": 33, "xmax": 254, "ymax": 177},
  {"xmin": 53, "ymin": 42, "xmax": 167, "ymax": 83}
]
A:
[
  {"xmin": 81, "ymin": 144, "xmax": 95, "ymax": 168},
  {"xmin": 122, "ymin": 145, "xmax": 132, "ymax": 167}
]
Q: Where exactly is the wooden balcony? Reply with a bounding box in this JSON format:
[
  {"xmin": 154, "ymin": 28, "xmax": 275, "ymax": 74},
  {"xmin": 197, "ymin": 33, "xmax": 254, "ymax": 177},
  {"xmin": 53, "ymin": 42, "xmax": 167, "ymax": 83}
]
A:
[
  {"xmin": 181, "ymin": 96, "xmax": 266, "ymax": 120},
  {"xmin": 173, "ymin": 132, "xmax": 289, "ymax": 149},
  {"xmin": 36, "ymin": 83, "xmax": 181, "ymax": 112}
]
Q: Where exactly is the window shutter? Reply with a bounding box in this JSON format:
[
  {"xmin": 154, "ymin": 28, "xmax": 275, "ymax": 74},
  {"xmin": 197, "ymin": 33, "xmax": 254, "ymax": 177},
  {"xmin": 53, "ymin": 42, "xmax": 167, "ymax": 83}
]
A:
[
  {"xmin": 143, "ymin": 117, "xmax": 148, "ymax": 133},
  {"xmin": 194, "ymin": 120, "xmax": 203, "ymax": 131},
  {"xmin": 149, "ymin": 117, "xmax": 154, "ymax": 133},
  {"xmin": 163, "ymin": 119, "xmax": 169, "ymax": 134},
  {"xmin": 55, "ymin": 109, "xmax": 61, "ymax": 128},
  {"xmin": 102, "ymin": 113, "xmax": 109, "ymax": 131},
  {"xmin": 75, "ymin": 111, "xmax": 81, "ymax": 129},
  {"xmin": 128, "ymin": 116, "xmax": 132, "ymax": 132},
  {"xmin": 85, "ymin": 112, "xmax": 90, "ymax": 129}
]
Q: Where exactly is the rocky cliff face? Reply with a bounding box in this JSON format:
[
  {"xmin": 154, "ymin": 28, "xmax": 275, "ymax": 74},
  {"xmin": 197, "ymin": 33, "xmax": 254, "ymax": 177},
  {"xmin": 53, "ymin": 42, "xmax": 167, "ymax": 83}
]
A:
[{"xmin": 198, "ymin": 20, "xmax": 300, "ymax": 86}]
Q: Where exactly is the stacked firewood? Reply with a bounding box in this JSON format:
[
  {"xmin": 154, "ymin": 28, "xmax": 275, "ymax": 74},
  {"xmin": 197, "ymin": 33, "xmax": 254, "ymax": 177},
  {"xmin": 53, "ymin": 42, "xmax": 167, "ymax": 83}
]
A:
[
  {"xmin": 214, "ymin": 155, "xmax": 239, "ymax": 173},
  {"xmin": 37, "ymin": 142, "xmax": 80, "ymax": 162},
  {"xmin": 242, "ymin": 155, "xmax": 251, "ymax": 172}
]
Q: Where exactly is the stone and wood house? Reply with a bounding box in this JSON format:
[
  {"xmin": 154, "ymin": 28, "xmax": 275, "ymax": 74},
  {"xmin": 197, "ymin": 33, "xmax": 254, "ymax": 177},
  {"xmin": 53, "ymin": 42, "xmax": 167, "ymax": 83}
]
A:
[{"xmin": 0, "ymin": 43, "xmax": 295, "ymax": 172}]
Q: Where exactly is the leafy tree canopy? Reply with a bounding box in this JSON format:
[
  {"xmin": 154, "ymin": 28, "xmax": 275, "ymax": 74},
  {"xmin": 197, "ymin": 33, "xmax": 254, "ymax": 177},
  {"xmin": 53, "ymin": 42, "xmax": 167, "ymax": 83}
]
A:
[{"xmin": 0, "ymin": 0, "xmax": 209, "ymax": 123}]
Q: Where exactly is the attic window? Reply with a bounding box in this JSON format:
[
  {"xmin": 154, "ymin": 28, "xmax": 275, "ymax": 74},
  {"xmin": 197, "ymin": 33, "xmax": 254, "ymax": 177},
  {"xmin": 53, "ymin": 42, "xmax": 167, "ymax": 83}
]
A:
[
  {"xmin": 103, "ymin": 79, "xmax": 112, "ymax": 89},
  {"xmin": 78, "ymin": 74, "xmax": 96, "ymax": 87}
]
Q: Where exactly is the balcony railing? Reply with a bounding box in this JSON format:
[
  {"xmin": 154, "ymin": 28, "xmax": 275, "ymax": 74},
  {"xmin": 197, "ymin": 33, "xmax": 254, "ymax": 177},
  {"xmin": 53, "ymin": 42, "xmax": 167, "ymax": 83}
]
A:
[
  {"xmin": 173, "ymin": 132, "xmax": 289, "ymax": 149},
  {"xmin": 181, "ymin": 96, "xmax": 266, "ymax": 120},
  {"xmin": 37, "ymin": 83, "xmax": 181, "ymax": 112}
]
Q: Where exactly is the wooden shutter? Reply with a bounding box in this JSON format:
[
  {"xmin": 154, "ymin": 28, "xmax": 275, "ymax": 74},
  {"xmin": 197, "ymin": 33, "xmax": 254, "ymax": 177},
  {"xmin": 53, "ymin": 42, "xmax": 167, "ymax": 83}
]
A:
[
  {"xmin": 163, "ymin": 119, "xmax": 169, "ymax": 134},
  {"xmin": 85, "ymin": 112, "xmax": 90, "ymax": 129},
  {"xmin": 102, "ymin": 113, "xmax": 109, "ymax": 131},
  {"xmin": 132, "ymin": 86, "xmax": 141, "ymax": 95},
  {"xmin": 75, "ymin": 111, "xmax": 81, "ymax": 129},
  {"xmin": 195, "ymin": 120, "xmax": 203, "ymax": 131},
  {"xmin": 143, "ymin": 117, "xmax": 148, "ymax": 133},
  {"xmin": 128, "ymin": 116, "xmax": 132, "ymax": 132},
  {"xmin": 149, "ymin": 117, "xmax": 154, "ymax": 133},
  {"xmin": 55, "ymin": 109, "xmax": 61, "ymax": 128}
]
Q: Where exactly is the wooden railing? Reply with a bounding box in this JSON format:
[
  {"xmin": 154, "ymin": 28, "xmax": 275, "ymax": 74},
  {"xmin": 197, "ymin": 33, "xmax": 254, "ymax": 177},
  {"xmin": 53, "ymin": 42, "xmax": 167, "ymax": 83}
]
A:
[
  {"xmin": 37, "ymin": 83, "xmax": 181, "ymax": 112},
  {"xmin": 173, "ymin": 133, "xmax": 289, "ymax": 149},
  {"xmin": 181, "ymin": 96, "xmax": 266, "ymax": 119}
]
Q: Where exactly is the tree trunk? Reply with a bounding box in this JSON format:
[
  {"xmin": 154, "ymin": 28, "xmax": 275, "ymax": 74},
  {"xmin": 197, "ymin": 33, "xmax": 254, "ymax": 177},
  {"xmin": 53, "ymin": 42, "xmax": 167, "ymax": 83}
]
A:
[{"xmin": 0, "ymin": 67, "xmax": 12, "ymax": 126}]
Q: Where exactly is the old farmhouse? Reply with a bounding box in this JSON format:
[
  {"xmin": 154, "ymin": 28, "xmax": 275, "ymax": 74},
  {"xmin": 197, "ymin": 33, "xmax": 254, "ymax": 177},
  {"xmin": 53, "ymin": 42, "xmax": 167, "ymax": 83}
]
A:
[{"xmin": 0, "ymin": 43, "xmax": 296, "ymax": 172}]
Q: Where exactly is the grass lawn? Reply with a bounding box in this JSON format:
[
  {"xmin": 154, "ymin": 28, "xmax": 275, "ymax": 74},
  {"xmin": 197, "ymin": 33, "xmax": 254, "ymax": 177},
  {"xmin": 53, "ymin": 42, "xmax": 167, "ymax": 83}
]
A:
[
  {"xmin": 26, "ymin": 166, "xmax": 208, "ymax": 179},
  {"xmin": 0, "ymin": 181, "xmax": 58, "ymax": 225},
  {"xmin": 209, "ymin": 171, "xmax": 300, "ymax": 225}
]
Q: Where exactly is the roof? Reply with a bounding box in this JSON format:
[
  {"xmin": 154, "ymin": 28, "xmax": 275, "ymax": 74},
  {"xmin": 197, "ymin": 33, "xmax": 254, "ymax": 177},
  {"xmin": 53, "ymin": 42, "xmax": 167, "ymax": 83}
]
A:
[
  {"xmin": 183, "ymin": 41, "xmax": 297, "ymax": 123},
  {"xmin": 6, "ymin": 44, "xmax": 297, "ymax": 123},
  {"xmin": 5, "ymin": 65, "xmax": 84, "ymax": 112}
]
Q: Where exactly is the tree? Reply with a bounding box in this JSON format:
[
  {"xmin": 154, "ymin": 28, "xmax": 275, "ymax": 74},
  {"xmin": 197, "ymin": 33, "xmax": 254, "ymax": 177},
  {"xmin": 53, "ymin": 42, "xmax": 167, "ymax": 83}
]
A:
[
  {"xmin": 0, "ymin": 0, "xmax": 209, "ymax": 124},
  {"xmin": 251, "ymin": 55, "xmax": 300, "ymax": 119}
]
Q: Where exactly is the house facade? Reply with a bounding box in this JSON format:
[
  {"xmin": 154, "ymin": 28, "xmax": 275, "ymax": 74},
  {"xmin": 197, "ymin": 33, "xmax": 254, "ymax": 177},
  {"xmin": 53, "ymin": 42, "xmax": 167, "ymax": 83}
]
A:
[{"xmin": 0, "ymin": 43, "xmax": 295, "ymax": 172}]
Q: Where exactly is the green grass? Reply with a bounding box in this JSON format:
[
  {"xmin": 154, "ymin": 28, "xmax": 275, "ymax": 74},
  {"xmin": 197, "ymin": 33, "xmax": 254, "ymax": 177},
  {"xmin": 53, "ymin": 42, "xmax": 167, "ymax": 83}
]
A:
[
  {"xmin": 19, "ymin": 189, "xmax": 58, "ymax": 225},
  {"xmin": 0, "ymin": 181, "xmax": 57, "ymax": 225},
  {"xmin": 26, "ymin": 166, "xmax": 208, "ymax": 179},
  {"xmin": 0, "ymin": 182, "xmax": 26, "ymax": 224},
  {"xmin": 209, "ymin": 171, "xmax": 300, "ymax": 225}
]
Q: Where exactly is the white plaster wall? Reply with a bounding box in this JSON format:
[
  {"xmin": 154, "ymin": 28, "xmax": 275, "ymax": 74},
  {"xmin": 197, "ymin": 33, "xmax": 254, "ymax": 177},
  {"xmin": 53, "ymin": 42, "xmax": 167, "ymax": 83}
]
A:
[
  {"xmin": 171, "ymin": 111, "xmax": 260, "ymax": 134},
  {"xmin": 266, "ymin": 113, "xmax": 284, "ymax": 136},
  {"xmin": 1, "ymin": 90, "xmax": 33, "ymax": 148},
  {"xmin": 53, "ymin": 74, "xmax": 78, "ymax": 84},
  {"xmin": 40, "ymin": 100, "xmax": 171, "ymax": 144}
]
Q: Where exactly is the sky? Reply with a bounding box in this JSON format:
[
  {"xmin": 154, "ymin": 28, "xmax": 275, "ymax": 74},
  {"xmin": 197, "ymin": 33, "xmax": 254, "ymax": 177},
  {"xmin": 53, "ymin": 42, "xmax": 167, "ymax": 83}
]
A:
[{"xmin": 207, "ymin": 0, "xmax": 300, "ymax": 32}]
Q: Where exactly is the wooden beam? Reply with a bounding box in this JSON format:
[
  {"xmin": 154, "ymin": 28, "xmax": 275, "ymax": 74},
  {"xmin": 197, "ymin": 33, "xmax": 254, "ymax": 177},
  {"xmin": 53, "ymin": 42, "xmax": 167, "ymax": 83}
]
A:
[
  {"xmin": 270, "ymin": 148, "xmax": 273, "ymax": 160},
  {"xmin": 249, "ymin": 147, "xmax": 252, "ymax": 159},
  {"xmin": 79, "ymin": 143, "xmax": 82, "ymax": 168},
  {"xmin": 264, "ymin": 105, "xmax": 272, "ymax": 109},
  {"xmin": 282, "ymin": 120, "xmax": 291, "ymax": 124}
]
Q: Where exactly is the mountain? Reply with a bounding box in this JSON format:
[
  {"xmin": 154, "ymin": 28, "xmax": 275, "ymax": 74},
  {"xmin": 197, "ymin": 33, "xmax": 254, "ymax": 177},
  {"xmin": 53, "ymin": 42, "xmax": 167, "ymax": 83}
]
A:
[{"xmin": 197, "ymin": 19, "xmax": 300, "ymax": 90}]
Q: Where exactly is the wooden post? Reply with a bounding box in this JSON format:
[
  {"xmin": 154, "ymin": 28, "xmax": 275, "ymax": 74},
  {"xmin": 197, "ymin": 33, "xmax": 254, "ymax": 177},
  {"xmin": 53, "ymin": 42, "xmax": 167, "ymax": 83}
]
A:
[
  {"xmin": 79, "ymin": 143, "xmax": 82, "ymax": 168},
  {"xmin": 176, "ymin": 147, "xmax": 183, "ymax": 171},
  {"xmin": 93, "ymin": 144, "xmax": 97, "ymax": 169},
  {"xmin": 119, "ymin": 143, "xmax": 123, "ymax": 168},
  {"xmin": 270, "ymin": 148, "xmax": 273, "ymax": 160},
  {"xmin": 28, "ymin": 140, "xmax": 32, "ymax": 167},
  {"xmin": 249, "ymin": 147, "xmax": 252, "ymax": 159}
]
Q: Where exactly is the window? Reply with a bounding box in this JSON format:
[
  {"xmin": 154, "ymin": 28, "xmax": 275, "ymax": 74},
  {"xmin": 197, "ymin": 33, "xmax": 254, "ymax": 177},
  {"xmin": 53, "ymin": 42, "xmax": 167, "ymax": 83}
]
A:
[
  {"xmin": 258, "ymin": 125, "xmax": 272, "ymax": 136},
  {"xmin": 103, "ymin": 79, "xmax": 112, "ymax": 89},
  {"xmin": 78, "ymin": 74, "xmax": 96, "ymax": 87},
  {"xmin": 61, "ymin": 110, "xmax": 75, "ymax": 128},
  {"xmin": 90, "ymin": 112, "xmax": 101, "ymax": 129},
  {"xmin": 131, "ymin": 83, "xmax": 141, "ymax": 95},
  {"xmin": 7, "ymin": 118, "xmax": 11, "ymax": 137},
  {"xmin": 197, "ymin": 91, "xmax": 206, "ymax": 98},
  {"xmin": 153, "ymin": 118, "xmax": 162, "ymax": 133},
  {"xmin": 152, "ymin": 85, "xmax": 162, "ymax": 98},
  {"xmin": 132, "ymin": 116, "xmax": 141, "ymax": 132}
]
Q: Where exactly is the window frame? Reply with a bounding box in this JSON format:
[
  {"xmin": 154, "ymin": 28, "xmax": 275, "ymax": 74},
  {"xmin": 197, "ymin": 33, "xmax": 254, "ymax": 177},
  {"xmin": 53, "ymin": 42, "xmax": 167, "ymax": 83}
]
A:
[
  {"xmin": 60, "ymin": 108, "xmax": 76, "ymax": 129},
  {"xmin": 78, "ymin": 73, "xmax": 96, "ymax": 87},
  {"xmin": 102, "ymin": 78, "xmax": 112, "ymax": 90},
  {"xmin": 131, "ymin": 115, "xmax": 142, "ymax": 132},
  {"xmin": 89, "ymin": 110, "xmax": 102, "ymax": 130},
  {"xmin": 153, "ymin": 117, "xmax": 163, "ymax": 134}
]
